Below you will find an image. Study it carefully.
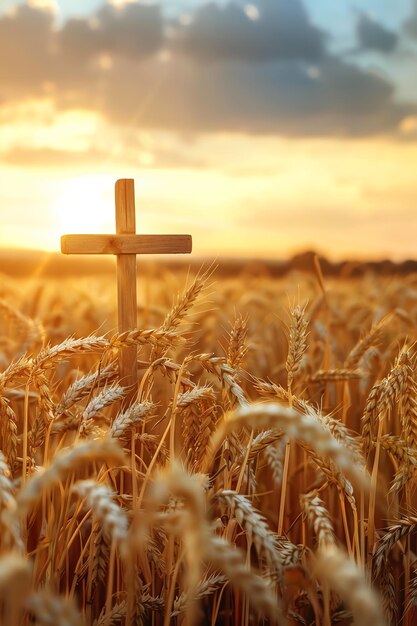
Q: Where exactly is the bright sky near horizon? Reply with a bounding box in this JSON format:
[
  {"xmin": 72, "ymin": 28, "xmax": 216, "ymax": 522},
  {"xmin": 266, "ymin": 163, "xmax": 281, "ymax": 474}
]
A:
[{"xmin": 1, "ymin": 0, "xmax": 417, "ymax": 260}]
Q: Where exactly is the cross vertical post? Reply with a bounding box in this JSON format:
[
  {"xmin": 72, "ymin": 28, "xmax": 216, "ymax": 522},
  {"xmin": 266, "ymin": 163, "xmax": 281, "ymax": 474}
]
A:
[
  {"xmin": 115, "ymin": 179, "xmax": 138, "ymax": 403},
  {"xmin": 61, "ymin": 177, "xmax": 192, "ymax": 405}
]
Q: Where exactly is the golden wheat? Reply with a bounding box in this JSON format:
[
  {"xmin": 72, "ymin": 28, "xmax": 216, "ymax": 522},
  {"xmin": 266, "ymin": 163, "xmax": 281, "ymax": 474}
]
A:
[{"xmin": 0, "ymin": 266, "xmax": 415, "ymax": 624}]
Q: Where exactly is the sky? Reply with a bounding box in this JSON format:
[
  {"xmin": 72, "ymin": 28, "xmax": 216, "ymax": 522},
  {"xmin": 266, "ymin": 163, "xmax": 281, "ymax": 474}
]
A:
[{"xmin": 1, "ymin": 0, "xmax": 417, "ymax": 260}]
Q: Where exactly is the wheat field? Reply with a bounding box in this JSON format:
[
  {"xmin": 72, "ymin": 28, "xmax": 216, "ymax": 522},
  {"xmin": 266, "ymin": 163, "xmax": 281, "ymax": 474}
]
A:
[{"xmin": 0, "ymin": 260, "xmax": 416, "ymax": 626}]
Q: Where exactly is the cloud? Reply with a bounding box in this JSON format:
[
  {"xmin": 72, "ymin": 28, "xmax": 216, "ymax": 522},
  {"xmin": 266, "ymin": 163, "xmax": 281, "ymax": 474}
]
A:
[
  {"xmin": 356, "ymin": 13, "xmax": 398, "ymax": 53},
  {"xmin": 0, "ymin": 5, "xmax": 56, "ymax": 97},
  {"xmin": 83, "ymin": 56, "xmax": 409, "ymax": 137},
  {"xmin": 0, "ymin": 1, "xmax": 414, "ymax": 142},
  {"xmin": 0, "ymin": 137, "xmax": 209, "ymax": 169},
  {"xmin": 404, "ymin": 1, "xmax": 417, "ymax": 39},
  {"xmin": 0, "ymin": 2, "xmax": 164, "ymax": 100},
  {"xmin": 0, "ymin": 147, "xmax": 104, "ymax": 167},
  {"xmin": 60, "ymin": 3, "xmax": 163, "ymax": 63},
  {"xmin": 175, "ymin": 0, "xmax": 325, "ymax": 62}
]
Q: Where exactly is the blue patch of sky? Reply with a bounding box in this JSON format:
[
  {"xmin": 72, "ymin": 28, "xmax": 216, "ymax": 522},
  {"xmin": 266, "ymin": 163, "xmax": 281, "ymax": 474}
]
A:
[
  {"xmin": 306, "ymin": 0, "xmax": 412, "ymax": 51},
  {"xmin": 57, "ymin": 0, "xmax": 196, "ymax": 20},
  {"xmin": 2, "ymin": 0, "xmax": 413, "ymax": 28},
  {"xmin": 305, "ymin": 0, "xmax": 417, "ymax": 103},
  {"xmin": 1, "ymin": 0, "xmax": 210, "ymax": 21}
]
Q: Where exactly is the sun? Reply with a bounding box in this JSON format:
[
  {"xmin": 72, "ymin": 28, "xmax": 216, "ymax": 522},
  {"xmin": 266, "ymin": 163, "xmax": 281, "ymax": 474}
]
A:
[{"xmin": 52, "ymin": 175, "xmax": 115, "ymax": 242}]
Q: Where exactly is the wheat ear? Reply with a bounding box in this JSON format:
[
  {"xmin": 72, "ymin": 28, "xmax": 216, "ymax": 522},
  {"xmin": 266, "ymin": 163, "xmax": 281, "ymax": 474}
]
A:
[
  {"xmin": 16, "ymin": 439, "xmax": 125, "ymax": 518},
  {"xmin": 55, "ymin": 364, "xmax": 118, "ymax": 418},
  {"xmin": 345, "ymin": 315, "xmax": 390, "ymax": 368},
  {"xmin": 216, "ymin": 490, "xmax": 283, "ymax": 573},
  {"xmin": 27, "ymin": 590, "xmax": 86, "ymax": 626},
  {"xmin": 312, "ymin": 544, "xmax": 385, "ymax": 626},
  {"xmin": 373, "ymin": 516, "xmax": 417, "ymax": 577},
  {"xmin": 73, "ymin": 479, "xmax": 128, "ymax": 542},
  {"xmin": 172, "ymin": 574, "xmax": 227, "ymax": 617},
  {"xmin": 110, "ymin": 400, "xmax": 155, "ymax": 442},
  {"xmin": 79, "ymin": 384, "xmax": 126, "ymax": 437},
  {"xmin": 286, "ymin": 303, "xmax": 308, "ymax": 391},
  {"xmin": 301, "ymin": 490, "xmax": 335, "ymax": 547},
  {"xmin": 203, "ymin": 402, "xmax": 368, "ymax": 490},
  {"xmin": 227, "ymin": 314, "xmax": 248, "ymax": 370}
]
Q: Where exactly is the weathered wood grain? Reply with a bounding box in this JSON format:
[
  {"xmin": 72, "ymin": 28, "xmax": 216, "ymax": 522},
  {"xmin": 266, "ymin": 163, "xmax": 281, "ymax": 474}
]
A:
[
  {"xmin": 115, "ymin": 179, "xmax": 138, "ymax": 405},
  {"xmin": 61, "ymin": 234, "xmax": 192, "ymax": 255}
]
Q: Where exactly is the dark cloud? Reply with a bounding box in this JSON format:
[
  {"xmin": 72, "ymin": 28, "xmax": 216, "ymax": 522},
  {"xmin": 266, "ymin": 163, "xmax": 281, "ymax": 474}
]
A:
[
  {"xmin": 0, "ymin": 1, "xmax": 413, "ymax": 141},
  {"xmin": 85, "ymin": 56, "xmax": 409, "ymax": 137},
  {"xmin": 404, "ymin": 1, "xmax": 417, "ymax": 39},
  {"xmin": 175, "ymin": 0, "xmax": 325, "ymax": 62},
  {"xmin": 0, "ymin": 5, "xmax": 56, "ymax": 95},
  {"xmin": 0, "ymin": 2, "xmax": 164, "ymax": 103},
  {"xmin": 60, "ymin": 3, "xmax": 163, "ymax": 62},
  {"xmin": 356, "ymin": 13, "xmax": 398, "ymax": 53}
]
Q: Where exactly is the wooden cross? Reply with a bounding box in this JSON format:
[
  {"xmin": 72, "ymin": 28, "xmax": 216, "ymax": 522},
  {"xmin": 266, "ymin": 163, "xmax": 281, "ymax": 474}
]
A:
[{"xmin": 61, "ymin": 178, "xmax": 192, "ymax": 402}]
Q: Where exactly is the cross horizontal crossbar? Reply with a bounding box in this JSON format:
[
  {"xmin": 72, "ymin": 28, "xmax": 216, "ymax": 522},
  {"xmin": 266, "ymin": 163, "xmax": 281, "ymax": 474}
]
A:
[{"xmin": 61, "ymin": 234, "xmax": 192, "ymax": 255}]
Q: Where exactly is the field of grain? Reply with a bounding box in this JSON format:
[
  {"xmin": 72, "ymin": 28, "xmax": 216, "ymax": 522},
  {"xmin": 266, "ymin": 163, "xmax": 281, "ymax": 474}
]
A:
[{"xmin": 0, "ymin": 262, "xmax": 416, "ymax": 626}]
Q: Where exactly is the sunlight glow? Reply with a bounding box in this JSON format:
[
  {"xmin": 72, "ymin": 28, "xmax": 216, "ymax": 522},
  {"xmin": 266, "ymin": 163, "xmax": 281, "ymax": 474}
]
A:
[
  {"xmin": 109, "ymin": 0, "xmax": 140, "ymax": 7},
  {"xmin": 2, "ymin": 134, "xmax": 417, "ymax": 260},
  {"xmin": 53, "ymin": 176, "xmax": 114, "ymax": 238},
  {"xmin": 399, "ymin": 116, "xmax": 417, "ymax": 134},
  {"xmin": 27, "ymin": 0, "xmax": 57, "ymax": 12},
  {"xmin": 0, "ymin": 100, "xmax": 102, "ymax": 155},
  {"xmin": 245, "ymin": 4, "xmax": 260, "ymax": 21}
]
